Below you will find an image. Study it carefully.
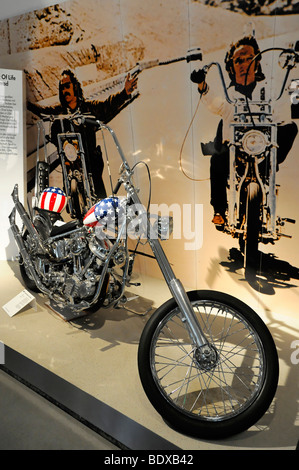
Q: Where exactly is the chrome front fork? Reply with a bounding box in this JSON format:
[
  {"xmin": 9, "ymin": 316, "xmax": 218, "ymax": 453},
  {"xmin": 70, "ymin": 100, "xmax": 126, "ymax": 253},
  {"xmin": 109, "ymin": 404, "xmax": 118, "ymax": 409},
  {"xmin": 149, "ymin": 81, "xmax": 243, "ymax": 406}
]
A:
[
  {"xmin": 100, "ymin": 122, "xmax": 209, "ymax": 349},
  {"xmin": 149, "ymin": 235, "xmax": 208, "ymax": 348}
]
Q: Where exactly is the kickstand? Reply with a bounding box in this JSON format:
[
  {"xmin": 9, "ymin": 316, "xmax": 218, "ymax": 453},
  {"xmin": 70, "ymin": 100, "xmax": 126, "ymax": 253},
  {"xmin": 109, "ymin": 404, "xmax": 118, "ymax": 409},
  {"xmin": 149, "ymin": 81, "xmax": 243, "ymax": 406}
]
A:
[{"xmin": 114, "ymin": 295, "xmax": 153, "ymax": 316}]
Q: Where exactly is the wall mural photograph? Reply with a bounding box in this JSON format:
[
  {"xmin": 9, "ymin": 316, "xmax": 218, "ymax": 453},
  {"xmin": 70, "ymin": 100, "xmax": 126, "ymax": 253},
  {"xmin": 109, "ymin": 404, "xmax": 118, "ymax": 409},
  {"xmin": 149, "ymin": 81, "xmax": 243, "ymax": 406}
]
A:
[
  {"xmin": 2, "ymin": 1, "xmax": 298, "ymax": 293},
  {"xmin": 0, "ymin": 0, "xmax": 299, "ymax": 447}
]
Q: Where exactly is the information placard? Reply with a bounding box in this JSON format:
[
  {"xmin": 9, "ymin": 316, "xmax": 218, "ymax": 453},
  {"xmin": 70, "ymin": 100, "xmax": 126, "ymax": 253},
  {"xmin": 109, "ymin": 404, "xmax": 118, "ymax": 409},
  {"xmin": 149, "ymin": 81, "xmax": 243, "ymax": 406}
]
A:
[
  {"xmin": 2, "ymin": 289, "xmax": 36, "ymax": 318},
  {"xmin": 0, "ymin": 68, "xmax": 26, "ymax": 260},
  {"xmin": 0, "ymin": 72, "xmax": 21, "ymax": 159}
]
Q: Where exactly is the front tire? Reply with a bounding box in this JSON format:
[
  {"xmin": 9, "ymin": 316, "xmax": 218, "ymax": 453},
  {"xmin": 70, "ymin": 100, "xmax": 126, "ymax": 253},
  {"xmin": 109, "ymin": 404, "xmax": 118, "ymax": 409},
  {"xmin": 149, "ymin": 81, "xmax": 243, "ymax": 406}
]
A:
[{"xmin": 138, "ymin": 290, "xmax": 278, "ymax": 439}]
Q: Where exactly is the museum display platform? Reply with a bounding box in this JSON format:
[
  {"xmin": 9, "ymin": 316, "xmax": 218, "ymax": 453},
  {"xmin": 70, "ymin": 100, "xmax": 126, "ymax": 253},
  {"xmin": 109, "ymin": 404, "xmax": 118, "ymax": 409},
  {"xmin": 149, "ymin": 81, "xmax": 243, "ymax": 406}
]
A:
[{"xmin": 0, "ymin": 260, "xmax": 298, "ymax": 450}]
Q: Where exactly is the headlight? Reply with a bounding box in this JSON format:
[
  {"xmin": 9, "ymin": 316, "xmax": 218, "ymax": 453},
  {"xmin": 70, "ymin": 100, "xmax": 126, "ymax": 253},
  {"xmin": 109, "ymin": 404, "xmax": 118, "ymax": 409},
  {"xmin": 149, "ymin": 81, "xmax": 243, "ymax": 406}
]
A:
[
  {"xmin": 64, "ymin": 142, "xmax": 78, "ymax": 161},
  {"xmin": 242, "ymin": 130, "xmax": 268, "ymax": 155}
]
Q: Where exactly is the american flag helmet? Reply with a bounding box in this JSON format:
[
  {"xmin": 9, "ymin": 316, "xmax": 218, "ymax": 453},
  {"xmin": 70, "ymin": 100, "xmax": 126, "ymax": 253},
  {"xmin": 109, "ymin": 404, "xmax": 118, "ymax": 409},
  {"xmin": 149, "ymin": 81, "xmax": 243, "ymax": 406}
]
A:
[
  {"xmin": 38, "ymin": 187, "xmax": 67, "ymax": 213},
  {"xmin": 83, "ymin": 197, "xmax": 124, "ymax": 227}
]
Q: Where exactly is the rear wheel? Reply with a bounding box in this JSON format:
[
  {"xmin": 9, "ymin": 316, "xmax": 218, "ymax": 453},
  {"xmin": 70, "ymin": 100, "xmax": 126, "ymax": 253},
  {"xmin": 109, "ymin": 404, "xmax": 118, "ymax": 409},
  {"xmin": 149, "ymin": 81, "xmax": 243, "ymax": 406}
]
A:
[
  {"xmin": 71, "ymin": 179, "xmax": 86, "ymax": 220},
  {"xmin": 19, "ymin": 233, "xmax": 40, "ymax": 294}
]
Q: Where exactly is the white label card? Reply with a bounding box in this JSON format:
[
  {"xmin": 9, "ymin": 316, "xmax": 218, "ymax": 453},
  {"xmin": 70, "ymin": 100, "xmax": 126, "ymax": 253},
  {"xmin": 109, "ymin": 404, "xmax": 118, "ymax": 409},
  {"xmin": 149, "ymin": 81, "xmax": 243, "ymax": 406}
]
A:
[{"xmin": 2, "ymin": 289, "xmax": 36, "ymax": 317}]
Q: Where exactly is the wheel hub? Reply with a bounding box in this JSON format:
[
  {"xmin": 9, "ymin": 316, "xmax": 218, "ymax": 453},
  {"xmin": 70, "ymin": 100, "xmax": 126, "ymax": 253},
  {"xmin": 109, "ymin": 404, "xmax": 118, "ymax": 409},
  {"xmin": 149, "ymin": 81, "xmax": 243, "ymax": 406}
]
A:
[{"xmin": 194, "ymin": 344, "xmax": 219, "ymax": 370}]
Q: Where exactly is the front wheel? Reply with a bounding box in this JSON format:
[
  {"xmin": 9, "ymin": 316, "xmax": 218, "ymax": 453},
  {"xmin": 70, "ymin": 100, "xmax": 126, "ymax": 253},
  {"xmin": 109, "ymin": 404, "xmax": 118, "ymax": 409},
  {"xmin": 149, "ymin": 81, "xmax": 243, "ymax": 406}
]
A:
[{"xmin": 138, "ymin": 290, "xmax": 278, "ymax": 439}]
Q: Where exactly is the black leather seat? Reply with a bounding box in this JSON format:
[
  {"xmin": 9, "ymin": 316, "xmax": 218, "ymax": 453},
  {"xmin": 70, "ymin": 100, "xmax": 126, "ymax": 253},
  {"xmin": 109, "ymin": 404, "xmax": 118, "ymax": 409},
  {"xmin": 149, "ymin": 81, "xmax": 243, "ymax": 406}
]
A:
[{"xmin": 50, "ymin": 220, "xmax": 81, "ymax": 237}]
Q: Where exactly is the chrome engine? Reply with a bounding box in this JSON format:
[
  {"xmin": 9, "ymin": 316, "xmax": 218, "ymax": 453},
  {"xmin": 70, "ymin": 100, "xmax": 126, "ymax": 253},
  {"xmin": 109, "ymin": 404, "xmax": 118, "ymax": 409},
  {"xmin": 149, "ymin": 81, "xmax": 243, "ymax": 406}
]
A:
[{"xmin": 23, "ymin": 225, "xmax": 109, "ymax": 303}]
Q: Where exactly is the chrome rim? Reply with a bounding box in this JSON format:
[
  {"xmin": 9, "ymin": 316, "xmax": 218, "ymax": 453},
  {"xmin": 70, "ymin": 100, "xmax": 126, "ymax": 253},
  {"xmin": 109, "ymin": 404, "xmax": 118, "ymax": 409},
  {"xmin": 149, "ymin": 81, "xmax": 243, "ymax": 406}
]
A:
[{"xmin": 150, "ymin": 299, "xmax": 265, "ymax": 421}]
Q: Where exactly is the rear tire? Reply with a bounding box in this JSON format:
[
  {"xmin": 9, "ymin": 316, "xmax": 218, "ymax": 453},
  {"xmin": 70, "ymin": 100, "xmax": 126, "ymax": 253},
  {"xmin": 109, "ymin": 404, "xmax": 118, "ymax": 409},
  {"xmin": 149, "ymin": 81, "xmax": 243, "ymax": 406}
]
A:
[
  {"xmin": 18, "ymin": 230, "xmax": 40, "ymax": 293},
  {"xmin": 19, "ymin": 255, "xmax": 40, "ymax": 293}
]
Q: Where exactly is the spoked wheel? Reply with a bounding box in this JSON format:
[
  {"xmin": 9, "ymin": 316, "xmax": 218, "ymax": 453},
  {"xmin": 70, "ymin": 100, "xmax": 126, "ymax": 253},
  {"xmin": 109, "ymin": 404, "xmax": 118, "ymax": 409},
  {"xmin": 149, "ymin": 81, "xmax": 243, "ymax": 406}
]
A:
[{"xmin": 138, "ymin": 290, "xmax": 278, "ymax": 439}]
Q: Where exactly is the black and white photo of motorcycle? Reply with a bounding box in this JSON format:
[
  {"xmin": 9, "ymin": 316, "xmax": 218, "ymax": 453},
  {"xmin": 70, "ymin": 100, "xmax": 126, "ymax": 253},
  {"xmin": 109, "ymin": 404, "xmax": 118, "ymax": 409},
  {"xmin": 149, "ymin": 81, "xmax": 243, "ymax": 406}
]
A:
[{"xmin": 191, "ymin": 39, "xmax": 299, "ymax": 279}]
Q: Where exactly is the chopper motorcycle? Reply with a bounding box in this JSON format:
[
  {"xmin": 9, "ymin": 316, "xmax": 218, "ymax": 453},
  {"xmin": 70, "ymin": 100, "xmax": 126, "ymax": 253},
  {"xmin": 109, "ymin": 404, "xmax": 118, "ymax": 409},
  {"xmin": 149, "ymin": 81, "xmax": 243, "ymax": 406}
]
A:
[
  {"xmin": 199, "ymin": 44, "xmax": 299, "ymax": 278},
  {"xmin": 9, "ymin": 112, "xmax": 279, "ymax": 439}
]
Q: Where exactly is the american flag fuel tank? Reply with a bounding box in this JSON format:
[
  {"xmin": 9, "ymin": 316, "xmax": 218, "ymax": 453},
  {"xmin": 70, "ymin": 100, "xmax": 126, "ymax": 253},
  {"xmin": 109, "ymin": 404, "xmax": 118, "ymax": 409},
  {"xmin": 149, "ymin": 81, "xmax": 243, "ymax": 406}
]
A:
[{"xmin": 83, "ymin": 197, "xmax": 123, "ymax": 227}]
